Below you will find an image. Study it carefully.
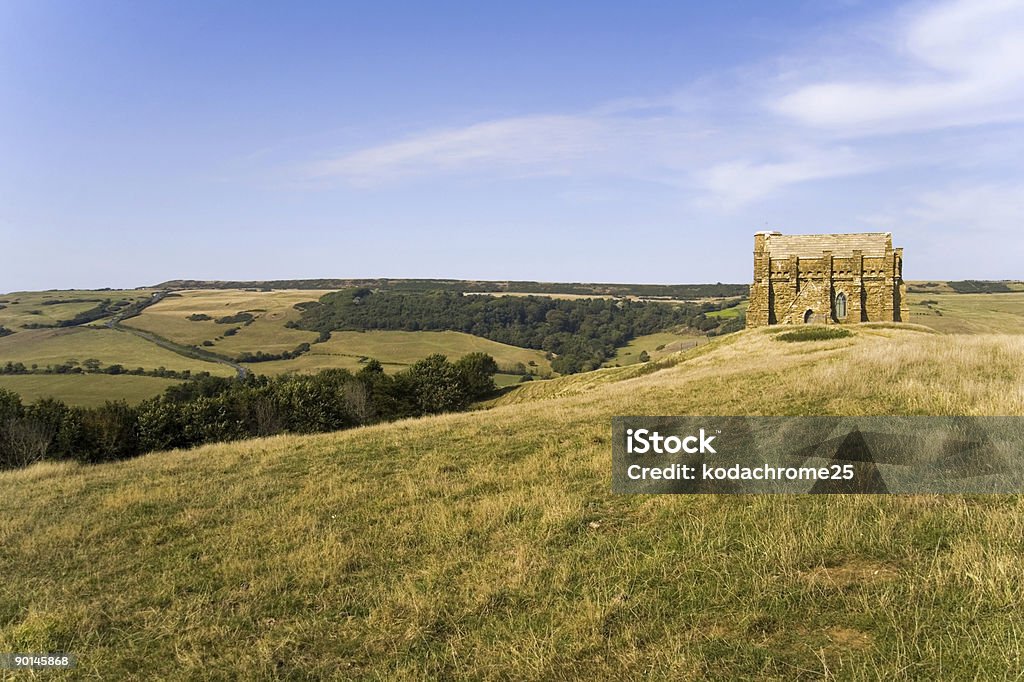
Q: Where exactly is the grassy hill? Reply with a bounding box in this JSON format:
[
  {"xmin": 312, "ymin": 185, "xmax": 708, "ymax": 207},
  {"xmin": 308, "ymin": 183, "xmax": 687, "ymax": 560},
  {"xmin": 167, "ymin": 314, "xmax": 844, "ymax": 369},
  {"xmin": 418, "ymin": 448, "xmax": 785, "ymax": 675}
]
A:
[
  {"xmin": 244, "ymin": 330, "xmax": 552, "ymax": 377},
  {"xmin": 600, "ymin": 330, "xmax": 704, "ymax": 368},
  {"xmin": 3, "ymin": 325, "xmax": 1023, "ymax": 678},
  {"xmin": 0, "ymin": 289, "xmax": 155, "ymax": 330}
]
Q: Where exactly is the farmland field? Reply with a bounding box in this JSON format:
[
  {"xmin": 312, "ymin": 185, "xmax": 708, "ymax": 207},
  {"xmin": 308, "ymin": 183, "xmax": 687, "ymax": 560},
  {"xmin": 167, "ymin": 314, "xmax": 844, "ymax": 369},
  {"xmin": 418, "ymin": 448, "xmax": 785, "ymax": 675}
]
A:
[
  {"xmin": 705, "ymin": 299, "xmax": 748, "ymax": 318},
  {"xmin": 121, "ymin": 289, "xmax": 325, "ymax": 352},
  {"xmin": 908, "ymin": 292, "xmax": 1024, "ymax": 334},
  {"xmin": 0, "ymin": 374, "xmax": 181, "ymax": 406},
  {"xmin": 0, "ymin": 327, "xmax": 234, "ymax": 375},
  {"xmin": 0, "ymin": 289, "xmax": 155, "ymax": 330},
  {"xmin": 243, "ymin": 330, "xmax": 553, "ymax": 376}
]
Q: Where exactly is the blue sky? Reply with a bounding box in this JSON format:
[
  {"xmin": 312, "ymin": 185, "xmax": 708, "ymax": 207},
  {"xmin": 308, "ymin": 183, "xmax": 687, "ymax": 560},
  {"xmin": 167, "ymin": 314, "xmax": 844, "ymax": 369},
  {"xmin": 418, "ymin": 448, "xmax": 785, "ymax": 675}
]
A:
[{"xmin": 3, "ymin": 0, "xmax": 1023, "ymax": 291}]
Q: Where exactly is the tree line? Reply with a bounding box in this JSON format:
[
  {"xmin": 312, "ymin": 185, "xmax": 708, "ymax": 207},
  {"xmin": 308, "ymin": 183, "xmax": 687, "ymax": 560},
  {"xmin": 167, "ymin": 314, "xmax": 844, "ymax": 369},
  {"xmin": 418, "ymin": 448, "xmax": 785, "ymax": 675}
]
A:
[
  {"xmin": 0, "ymin": 352, "xmax": 499, "ymax": 470},
  {"xmin": 1, "ymin": 360, "xmax": 211, "ymax": 381},
  {"xmin": 154, "ymin": 278, "xmax": 749, "ymax": 298},
  {"xmin": 295, "ymin": 289, "xmax": 734, "ymax": 373}
]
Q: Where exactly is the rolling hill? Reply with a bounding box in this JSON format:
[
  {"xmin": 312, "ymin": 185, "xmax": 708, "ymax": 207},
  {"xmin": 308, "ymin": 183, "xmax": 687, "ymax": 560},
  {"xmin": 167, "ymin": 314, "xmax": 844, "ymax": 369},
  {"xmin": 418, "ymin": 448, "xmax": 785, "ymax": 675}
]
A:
[{"xmin": 2, "ymin": 324, "xmax": 1023, "ymax": 678}]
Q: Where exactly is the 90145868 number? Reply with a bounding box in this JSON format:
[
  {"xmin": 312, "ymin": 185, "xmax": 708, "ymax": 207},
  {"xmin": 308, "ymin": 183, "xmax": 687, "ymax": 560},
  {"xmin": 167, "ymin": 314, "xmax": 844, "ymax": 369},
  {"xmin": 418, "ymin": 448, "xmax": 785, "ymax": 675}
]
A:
[{"xmin": 1, "ymin": 653, "xmax": 76, "ymax": 669}]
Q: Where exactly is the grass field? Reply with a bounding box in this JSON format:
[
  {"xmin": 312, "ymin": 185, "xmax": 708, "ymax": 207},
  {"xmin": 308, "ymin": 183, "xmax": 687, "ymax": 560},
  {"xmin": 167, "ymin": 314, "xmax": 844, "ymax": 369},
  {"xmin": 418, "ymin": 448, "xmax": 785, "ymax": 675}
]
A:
[
  {"xmin": 3, "ymin": 326, "xmax": 1023, "ymax": 678},
  {"xmin": 601, "ymin": 331, "xmax": 703, "ymax": 367},
  {"xmin": 0, "ymin": 289, "xmax": 155, "ymax": 330},
  {"xmin": 122, "ymin": 289, "xmax": 325, "ymax": 352},
  {"xmin": 494, "ymin": 372, "xmax": 530, "ymax": 388},
  {"xmin": 908, "ymin": 291, "xmax": 1024, "ymax": 334},
  {"xmin": 907, "ymin": 280, "xmax": 1024, "ymax": 294},
  {"xmin": 245, "ymin": 330, "xmax": 553, "ymax": 376},
  {"xmin": 0, "ymin": 327, "xmax": 234, "ymax": 376},
  {"xmin": 0, "ymin": 374, "xmax": 181, "ymax": 407},
  {"xmin": 705, "ymin": 299, "xmax": 748, "ymax": 319}
]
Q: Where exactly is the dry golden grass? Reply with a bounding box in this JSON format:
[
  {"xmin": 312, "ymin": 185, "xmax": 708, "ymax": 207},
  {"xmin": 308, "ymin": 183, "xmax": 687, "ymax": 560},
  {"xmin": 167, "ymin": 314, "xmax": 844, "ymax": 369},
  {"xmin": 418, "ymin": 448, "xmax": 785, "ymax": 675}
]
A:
[
  {"xmin": 2, "ymin": 326, "xmax": 1024, "ymax": 678},
  {"xmin": 908, "ymin": 291, "xmax": 1024, "ymax": 334},
  {"xmin": 600, "ymin": 330, "xmax": 704, "ymax": 368},
  {"xmin": 0, "ymin": 290, "xmax": 155, "ymax": 331}
]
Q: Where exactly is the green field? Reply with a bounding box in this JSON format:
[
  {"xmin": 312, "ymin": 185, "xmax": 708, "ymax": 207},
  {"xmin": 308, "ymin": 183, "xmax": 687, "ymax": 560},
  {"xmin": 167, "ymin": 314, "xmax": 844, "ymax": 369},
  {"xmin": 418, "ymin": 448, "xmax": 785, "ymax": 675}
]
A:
[
  {"xmin": 0, "ymin": 374, "xmax": 181, "ymax": 407},
  {"xmin": 494, "ymin": 372, "xmax": 530, "ymax": 388},
  {"xmin": 244, "ymin": 330, "xmax": 553, "ymax": 376},
  {"xmin": 601, "ymin": 331, "xmax": 703, "ymax": 367},
  {"xmin": 908, "ymin": 292, "xmax": 1024, "ymax": 334},
  {"xmin": 705, "ymin": 299, "xmax": 748, "ymax": 319},
  {"xmin": 0, "ymin": 327, "xmax": 234, "ymax": 375},
  {"xmin": 2, "ymin": 326, "xmax": 1023, "ymax": 677}
]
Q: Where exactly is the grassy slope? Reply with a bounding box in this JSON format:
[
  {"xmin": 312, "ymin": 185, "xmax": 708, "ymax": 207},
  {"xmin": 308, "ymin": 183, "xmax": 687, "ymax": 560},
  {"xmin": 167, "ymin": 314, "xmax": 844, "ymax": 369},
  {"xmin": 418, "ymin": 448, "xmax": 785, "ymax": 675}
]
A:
[
  {"xmin": 245, "ymin": 330, "xmax": 553, "ymax": 377},
  {"xmin": 705, "ymin": 299, "xmax": 749, "ymax": 319},
  {"xmin": 601, "ymin": 331, "xmax": 703, "ymax": 368},
  {"xmin": 3, "ymin": 326, "xmax": 1024, "ymax": 679}
]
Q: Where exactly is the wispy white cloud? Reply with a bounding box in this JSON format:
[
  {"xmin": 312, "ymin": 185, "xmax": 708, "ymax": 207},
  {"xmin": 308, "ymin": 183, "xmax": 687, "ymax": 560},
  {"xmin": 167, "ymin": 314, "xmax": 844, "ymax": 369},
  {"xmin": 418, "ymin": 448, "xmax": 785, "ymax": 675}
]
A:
[
  {"xmin": 907, "ymin": 181, "xmax": 1024, "ymax": 234},
  {"xmin": 307, "ymin": 115, "xmax": 609, "ymax": 186},
  {"xmin": 300, "ymin": 0, "xmax": 1024, "ymax": 217},
  {"xmin": 694, "ymin": 146, "xmax": 877, "ymax": 208},
  {"xmin": 772, "ymin": 0, "xmax": 1024, "ymax": 132}
]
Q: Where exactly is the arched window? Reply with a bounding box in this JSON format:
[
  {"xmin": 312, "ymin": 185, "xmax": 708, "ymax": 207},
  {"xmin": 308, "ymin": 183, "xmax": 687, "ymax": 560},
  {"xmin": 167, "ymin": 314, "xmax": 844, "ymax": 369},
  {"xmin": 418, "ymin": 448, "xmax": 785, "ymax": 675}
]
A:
[{"xmin": 835, "ymin": 292, "xmax": 847, "ymax": 319}]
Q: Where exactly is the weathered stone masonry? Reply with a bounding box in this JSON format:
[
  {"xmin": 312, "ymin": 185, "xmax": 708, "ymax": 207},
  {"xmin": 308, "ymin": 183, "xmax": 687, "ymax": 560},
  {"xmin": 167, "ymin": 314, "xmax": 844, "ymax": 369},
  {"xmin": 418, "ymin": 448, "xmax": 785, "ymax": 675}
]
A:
[{"xmin": 746, "ymin": 231, "xmax": 908, "ymax": 328}]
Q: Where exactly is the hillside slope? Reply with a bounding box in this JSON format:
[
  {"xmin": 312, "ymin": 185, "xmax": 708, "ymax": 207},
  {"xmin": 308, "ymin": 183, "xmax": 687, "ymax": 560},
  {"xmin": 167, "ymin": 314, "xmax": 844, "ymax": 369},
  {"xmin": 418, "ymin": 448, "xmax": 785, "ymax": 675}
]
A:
[{"xmin": 2, "ymin": 326, "xmax": 1024, "ymax": 679}]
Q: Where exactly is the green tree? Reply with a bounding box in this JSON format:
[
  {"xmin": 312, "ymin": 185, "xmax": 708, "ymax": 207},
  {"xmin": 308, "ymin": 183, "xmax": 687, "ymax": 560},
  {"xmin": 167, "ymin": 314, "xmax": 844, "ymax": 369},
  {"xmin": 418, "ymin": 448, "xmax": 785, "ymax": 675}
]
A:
[
  {"xmin": 406, "ymin": 354, "xmax": 466, "ymax": 414},
  {"xmin": 454, "ymin": 352, "xmax": 498, "ymax": 399}
]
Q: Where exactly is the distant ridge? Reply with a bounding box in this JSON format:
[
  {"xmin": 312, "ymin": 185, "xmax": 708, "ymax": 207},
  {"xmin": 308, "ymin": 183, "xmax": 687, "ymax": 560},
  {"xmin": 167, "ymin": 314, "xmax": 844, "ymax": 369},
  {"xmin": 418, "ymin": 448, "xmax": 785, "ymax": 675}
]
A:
[{"xmin": 152, "ymin": 278, "xmax": 751, "ymax": 298}]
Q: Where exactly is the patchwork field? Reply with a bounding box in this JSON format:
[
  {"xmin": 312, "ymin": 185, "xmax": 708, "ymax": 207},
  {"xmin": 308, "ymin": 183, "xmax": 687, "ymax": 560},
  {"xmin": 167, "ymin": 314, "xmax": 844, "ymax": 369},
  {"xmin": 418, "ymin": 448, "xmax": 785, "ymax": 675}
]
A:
[
  {"xmin": 0, "ymin": 289, "xmax": 155, "ymax": 331},
  {"xmin": 244, "ymin": 330, "xmax": 553, "ymax": 376},
  {"xmin": 3, "ymin": 285, "xmax": 1021, "ymax": 410},
  {"xmin": 0, "ymin": 287, "xmax": 567, "ymax": 404},
  {"xmin": 3, "ymin": 326, "xmax": 1023, "ymax": 678},
  {"xmin": 121, "ymin": 289, "xmax": 326, "ymax": 352}
]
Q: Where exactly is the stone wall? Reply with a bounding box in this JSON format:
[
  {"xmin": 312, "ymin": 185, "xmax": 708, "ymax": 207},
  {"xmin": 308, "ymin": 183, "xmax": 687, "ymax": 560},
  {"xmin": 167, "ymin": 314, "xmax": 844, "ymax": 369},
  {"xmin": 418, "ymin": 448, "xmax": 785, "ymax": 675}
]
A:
[{"xmin": 747, "ymin": 231, "xmax": 906, "ymax": 328}]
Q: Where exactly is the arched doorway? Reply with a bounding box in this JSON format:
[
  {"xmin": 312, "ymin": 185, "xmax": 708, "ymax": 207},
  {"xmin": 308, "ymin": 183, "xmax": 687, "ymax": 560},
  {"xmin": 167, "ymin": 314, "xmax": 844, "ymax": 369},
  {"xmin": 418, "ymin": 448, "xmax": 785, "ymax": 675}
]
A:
[{"xmin": 803, "ymin": 309, "xmax": 815, "ymax": 324}]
